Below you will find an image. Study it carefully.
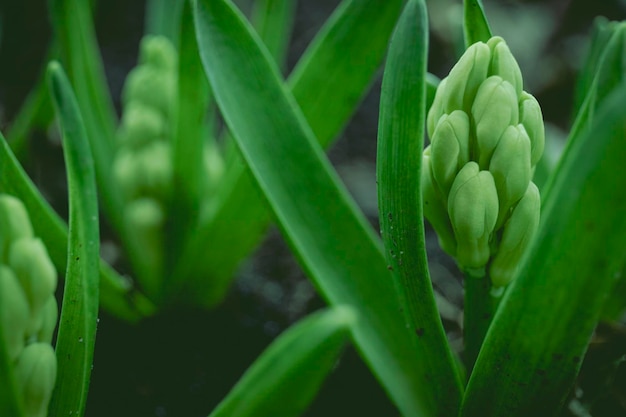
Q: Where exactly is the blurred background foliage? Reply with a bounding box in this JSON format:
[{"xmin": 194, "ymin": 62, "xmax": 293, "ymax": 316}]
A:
[{"xmin": 0, "ymin": 0, "xmax": 625, "ymax": 416}]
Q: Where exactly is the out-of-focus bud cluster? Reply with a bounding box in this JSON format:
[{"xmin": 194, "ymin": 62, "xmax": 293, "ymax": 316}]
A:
[
  {"xmin": 0, "ymin": 194, "xmax": 58, "ymax": 417},
  {"xmin": 423, "ymin": 36, "xmax": 543, "ymax": 287}
]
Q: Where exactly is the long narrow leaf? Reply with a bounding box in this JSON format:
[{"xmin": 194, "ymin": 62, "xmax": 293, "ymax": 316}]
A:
[
  {"xmin": 0, "ymin": 134, "xmax": 154, "ymax": 322},
  {"xmin": 377, "ymin": 0, "xmax": 462, "ymax": 414},
  {"xmin": 461, "ymin": 83, "xmax": 626, "ymax": 417},
  {"xmin": 463, "ymin": 0, "xmax": 492, "ymax": 47},
  {"xmin": 47, "ymin": 62, "xmax": 100, "ymax": 417},
  {"xmin": 251, "ymin": 0, "xmax": 297, "ymax": 68},
  {"xmin": 144, "ymin": 0, "xmax": 185, "ymax": 41},
  {"xmin": 194, "ymin": 1, "xmax": 444, "ymax": 415},
  {"xmin": 175, "ymin": 0, "xmax": 404, "ymax": 307},
  {"xmin": 48, "ymin": 0, "xmax": 154, "ymax": 288},
  {"xmin": 209, "ymin": 307, "xmax": 355, "ymax": 417}
]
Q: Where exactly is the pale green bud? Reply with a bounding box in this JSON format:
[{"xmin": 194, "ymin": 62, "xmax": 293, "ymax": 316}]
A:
[
  {"xmin": 421, "ymin": 148, "xmax": 457, "ymax": 255},
  {"xmin": 490, "ymin": 182, "xmax": 540, "ymax": 287},
  {"xmin": 0, "ymin": 194, "xmax": 34, "ymax": 262},
  {"xmin": 114, "ymin": 142, "xmax": 172, "ymax": 201},
  {"xmin": 448, "ymin": 162, "xmax": 499, "ymax": 269},
  {"xmin": 8, "ymin": 238, "xmax": 57, "ymax": 320},
  {"xmin": 0, "ymin": 265, "xmax": 30, "ymax": 361},
  {"xmin": 440, "ymin": 41, "xmax": 491, "ymax": 115},
  {"xmin": 119, "ymin": 101, "xmax": 167, "ymax": 148},
  {"xmin": 489, "ymin": 124, "xmax": 532, "ymax": 228},
  {"xmin": 430, "ymin": 110, "xmax": 471, "ymax": 195},
  {"xmin": 139, "ymin": 35, "xmax": 178, "ymax": 72},
  {"xmin": 122, "ymin": 65, "xmax": 176, "ymax": 117},
  {"xmin": 35, "ymin": 296, "xmax": 58, "ymax": 345},
  {"xmin": 14, "ymin": 342, "xmax": 57, "ymax": 417},
  {"xmin": 519, "ymin": 92, "xmax": 545, "ymax": 167},
  {"xmin": 472, "ymin": 76, "xmax": 519, "ymax": 168},
  {"xmin": 487, "ymin": 36, "xmax": 523, "ymax": 96},
  {"xmin": 427, "ymin": 78, "xmax": 447, "ymax": 139}
]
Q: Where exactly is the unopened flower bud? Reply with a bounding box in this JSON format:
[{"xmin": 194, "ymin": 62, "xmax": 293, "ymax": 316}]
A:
[
  {"xmin": 430, "ymin": 110, "xmax": 471, "ymax": 195},
  {"xmin": 119, "ymin": 101, "xmax": 167, "ymax": 148},
  {"xmin": 139, "ymin": 35, "xmax": 178, "ymax": 72},
  {"xmin": 489, "ymin": 124, "xmax": 532, "ymax": 227},
  {"xmin": 0, "ymin": 195, "xmax": 34, "ymax": 261},
  {"xmin": 422, "ymin": 148, "xmax": 457, "ymax": 255},
  {"xmin": 472, "ymin": 76, "xmax": 519, "ymax": 168},
  {"xmin": 487, "ymin": 36, "xmax": 523, "ymax": 96},
  {"xmin": 14, "ymin": 342, "xmax": 57, "ymax": 417},
  {"xmin": 490, "ymin": 183, "xmax": 540, "ymax": 287},
  {"xmin": 448, "ymin": 162, "xmax": 499, "ymax": 270},
  {"xmin": 440, "ymin": 42, "xmax": 491, "ymax": 115},
  {"xmin": 0, "ymin": 265, "xmax": 30, "ymax": 360},
  {"xmin": 519, "ymin": 92, "xmax": 545, "ymax": 167},
  {"xmin": 8, "ymin": 238, "xmax": 57, "ymax": 319},
  {"xmin": 36, "ymin": 296, "xmax": 58, "ymax": 345}
]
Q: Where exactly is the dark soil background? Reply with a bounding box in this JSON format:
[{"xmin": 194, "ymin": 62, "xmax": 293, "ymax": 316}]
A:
[{"xmin": 1, "ymin": 0, "xmax": 626, "ymax": 416}]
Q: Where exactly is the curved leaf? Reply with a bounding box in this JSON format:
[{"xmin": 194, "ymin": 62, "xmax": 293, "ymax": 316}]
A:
[
  {"xmin": 47, "ymin": 61, "xmax": 99, "ymax": 417},
  {"xmin": 193, "ymin": 1, "xmax": 442, "ymax": 415},
  {"xmin": 209, "ymin": 307, "xmax": 354, "ymax": 417},
  {"xmin": 463, "ymin": 0, "xmax": 492, "ymax": 47},
  {"xmin": 377, "ymin": 0, "xmax": 463, "ymax": 413},
  {"xmin": 461, "ymin": 83, "xmax": 626, "ymax": 417},
  {"xmin": 175, "ymin": 0, "xmax": 404, "ymax": 307}
]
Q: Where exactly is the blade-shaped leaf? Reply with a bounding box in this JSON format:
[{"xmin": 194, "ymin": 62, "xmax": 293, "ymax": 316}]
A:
[
  {"xmin": 377, "ymin": 0, "xmax": 462, "ymax": 413},
  {"xmin": 47, "ymin": 61, "xmax": 99, "ymax": 417},
  {"xmin": 463, "ymin": 0, "xmax": 492, "ymax": 47},
  {"xmin": 49, "ymin": 0, "xmax": 154, "ymax": 288},
  {"xmin": 251, "ymin": 0, "xmax": 297, "ymax": 68},
  {"xmin": 194, "ymin": 1, "xmax": 447, "ymax": 415},
  {"xmin": 144, "ymin": 0, "xmax": 185, "ymax": 41},
  {"xmin": 174, "ymin": 0, "xmax": 404, "ymax": 307},
  {"xmin": 209, "ymin": 307, "xmax": 354, "ymax": 417},
  {"xmin": 0, "ymin": 136, "xmax": 154, "ymax": 322},
  {"xmin": 461, "ymin": 83, "xmax": 626, "ymax": 417}
]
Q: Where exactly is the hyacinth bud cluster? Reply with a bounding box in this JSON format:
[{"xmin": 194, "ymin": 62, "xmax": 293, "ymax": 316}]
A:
[
  {"xmin": 0, "ymin": 194, "xmax": 58, "ymax": 417},
  {"xmin": 423, "ymin": 37, "xmax": 544, "ymax": 287},
  {"xmin": 112, "ymin": 35, "xmax": 178, "ymax": 273}
]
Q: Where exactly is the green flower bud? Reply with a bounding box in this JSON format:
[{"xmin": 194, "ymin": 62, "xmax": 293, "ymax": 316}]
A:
[
  {"xmin": 490, "ymin": 183, "xmax": 540, "ymax": 287},
  {"xmin": 0, "ymin": 195, "xmax": 34, "ymax": 262},
  {"xmin": 427, "ymin": 78, "xmax": 447, "ymax": 139},
  {"xmin": 14, "ymin": 342, "xmax": 57, "ymax": 417},
  {"xmin": 113, "ymin": 148, "xmax": 140, "ymax": 199},
  {"xmin": 487, "ymin": 36, "xmax": 523, "ymax": 96},
  {"xmin": 440, "ymin": 41, "xmax": 491, "ymax": 115},
  {"xmin": 421, "ymin": 148, "xmax": 457, "ymax": 255},
  {"xmin": 139, "ymin": 35, "xmax": 178, "ymax": 72},
  {"xmin": 122, "ymin": 65, "xmax": 177, "ymax": 117},
  {"xmin": 137, "ymin": 141, "xmax": 173, "ymax": 200},
  {"xmin": 8, "ymin": 238, "xmax": 57, "ymax": 320},
  {"xmin": 430, "ymin": 110, "xmax": 471, "ymax": 195},
  {"xmin": 448, "ymin": 162, "xmax": 499, "ymax": 270},
  {"xmin": 119, "ymin": 101, "xmax": 167, "ymax": 149},
  {"xmin": 519, "ymin": 92, "xmax": 545, "ymax": 167},
  {"xmin": 0, "ymin": 265, "xmax": 30, "ymax": 361},
  {"xmin": 36, "ymin": 296, "xmax": 58, "ymax": 345},
  {"xmin": 472, "ymin": 75, "xmax": 519, "ymax": 168},
  {"xmin": 489, "ymin": 124, "xmax": 532, "ymax": 228}
]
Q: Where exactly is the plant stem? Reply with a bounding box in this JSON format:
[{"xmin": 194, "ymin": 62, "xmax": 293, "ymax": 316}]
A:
[{"xmin": 463, "ymin": 270, "xmax": 496, "ymax": 376}]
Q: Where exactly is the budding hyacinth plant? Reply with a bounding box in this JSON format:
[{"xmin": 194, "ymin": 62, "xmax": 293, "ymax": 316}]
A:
[
  {"xmin": 0, "ymin": 195, "xmax": 58, "ymax": 417},
  {"xmin": 424, "ymin": 36, "xmax": 543, "ymax": 286}
]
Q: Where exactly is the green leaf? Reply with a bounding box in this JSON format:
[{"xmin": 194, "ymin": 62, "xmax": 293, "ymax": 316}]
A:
[
  {"xmin": 175, "ymin": 0, "xmax": 404, "ymax": 307},
  {"xmin": 194, "ymin": 1, "xmax": 448, "ymax": 415},
  {"xmin": 377, "ymin": 0, "xmax": 463, "ymax": 413},
  {"xmin": 0, "ymin": 332, "xmax": 22, "ymax": 416},
  {"xmin": 463, "ymin": 0, "xmax": 492, "ymax": 48},
  {"xmin": 460, "ymin": 83, "xmax": 626, "ymax": 417},
  {"xmin": 251, "ymin": 0, "xmax": 297, "ymax": 69},
  {"xmin": 144, "ymin": 0, "xmax": 185, "ymax": 42},
  {"xmin": 209, "ymin": 307, "xmax": 354, "ymax": 417},
  {"xmin": 0, "ymin": 132, "xmax": 154, "ymax": 323},
  {"xmin": 49, "ymin": 0, "xmax": 156, "ymax": 290},
  {"xmin": 46, "ymin": 61, "xmax": 99, "ymax": 417}
]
